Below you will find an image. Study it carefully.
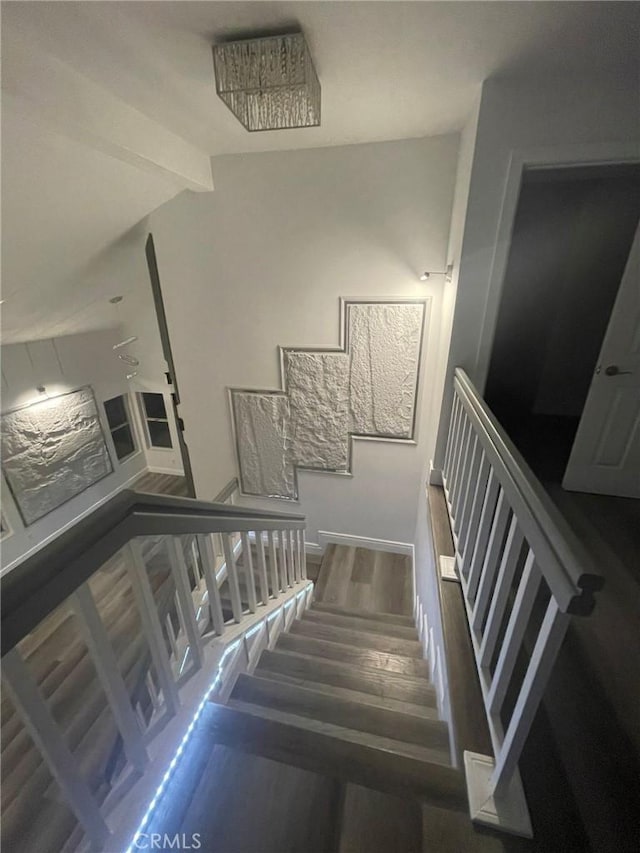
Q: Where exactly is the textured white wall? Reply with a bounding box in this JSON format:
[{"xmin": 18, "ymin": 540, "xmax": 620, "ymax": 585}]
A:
[{"xmin": 150, "ymin": 135, "xmax": 459, "ymax": 546}]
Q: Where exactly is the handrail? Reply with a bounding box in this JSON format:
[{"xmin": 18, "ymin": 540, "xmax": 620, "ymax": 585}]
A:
[
  {"xmin": 453, "ymin": 369, "xmax": 602, "ymax": 615},
  {"xmin": 1, "ymin": 489, "xmax": 304, "ymax": 654},
  {"xmin": 443, "ymin": 369, "xmax": 603, "ymax": 837}
]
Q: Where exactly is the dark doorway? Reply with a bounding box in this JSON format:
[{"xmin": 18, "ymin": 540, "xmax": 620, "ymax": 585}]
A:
[{"xmin": 485, "ymin": 162, "xmax": 640, "ymax": 484}]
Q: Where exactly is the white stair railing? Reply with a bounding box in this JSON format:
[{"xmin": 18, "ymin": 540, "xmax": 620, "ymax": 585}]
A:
[
  {"xmin": 442, "ymin": 368, "xmax": 601, "ymax": 838},
  {"xmin": 1, "ymin": 490, "xmax": 309, "ymax": 852}
]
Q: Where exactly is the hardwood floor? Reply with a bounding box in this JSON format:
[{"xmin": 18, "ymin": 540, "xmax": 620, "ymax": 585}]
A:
[
  {"xmin": 314, "ymin": 544, "xmax": 413, "ymax": 616},
  {"xmin": 131, "ymin": 470, "xmax": 189, "ymax": 497}
]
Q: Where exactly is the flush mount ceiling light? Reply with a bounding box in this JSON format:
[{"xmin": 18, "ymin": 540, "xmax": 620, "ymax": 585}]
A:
[{"xmin": 213, "ymin": 32, "xmax": 321, "ymax": 132}]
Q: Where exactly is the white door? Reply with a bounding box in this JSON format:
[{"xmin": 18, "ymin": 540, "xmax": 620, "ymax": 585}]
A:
[{"xmin": 562, "ymin": 222, "xmax": 640, "ymax": 497}]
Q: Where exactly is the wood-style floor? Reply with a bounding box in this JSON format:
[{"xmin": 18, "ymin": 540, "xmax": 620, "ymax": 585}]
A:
[
  {"xmin": 314, "ymin": 544, "xmax": 413, "ymax": 616},
  {"xmin": 131, "ymin": 470, "xmax": 189, "ymax": 497}
]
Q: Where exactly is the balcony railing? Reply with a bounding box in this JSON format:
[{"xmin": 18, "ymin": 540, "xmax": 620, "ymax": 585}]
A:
[
  {"xmin": 1, "ymin": 487, "xmax": 311, "ymax": 851},
  {"xmin": 442, "ymin": 368, "xmax": 602, "ymax": 837}
]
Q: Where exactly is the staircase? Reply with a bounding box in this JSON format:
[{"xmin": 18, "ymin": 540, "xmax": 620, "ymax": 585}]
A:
[
  {"xmin": 218, "ymin": 601, "xmax": 456, "ymax": 793},
  {"xmin": 143, "ymin": 563, "xmax": 471, "ymax": 852}
]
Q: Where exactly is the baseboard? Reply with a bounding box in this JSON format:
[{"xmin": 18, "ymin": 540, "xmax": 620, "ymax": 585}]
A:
[
  {"xmin": 145, "ymin": 466, "xmax": 185, "ymax": 477},
  {"xmin": 317, "ymin": 530, "xmax": 413, "ymax": 556},
  {"xmin": 304, "ymin": 541, "xmax": 324, "ymax": 558}
]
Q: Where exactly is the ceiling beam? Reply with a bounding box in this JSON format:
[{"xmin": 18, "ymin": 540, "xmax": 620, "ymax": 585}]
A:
[{"xmin": 2, "ymin": 32, "xmax": 214, "ymax": 193}]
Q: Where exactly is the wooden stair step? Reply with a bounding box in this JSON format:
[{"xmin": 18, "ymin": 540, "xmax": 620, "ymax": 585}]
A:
[
  {"xmin": 276, "ymin": 632, "xmax": 429, "ymax": 678},
  {"xmin": 256, "ymin": 648, "xmax": 437, "ymax": 707},
  {"xmin": 289, "ymin": 620, "xmax": 423, "ymax": 658},
  {"xmin": 303, "ymin": 608, "xmax": 419, "ymax": 641},
  {"xmin": 311, "ymin": 601, "xmax": 414, "ymax": 628},
  {"xmin": 204, "ymin": 701, "xmax": 462, "ymax": 808},
  {"xmin": 231, "ymin": 674, "xmax": 448, "ymax": 751},
  {"xmin": 253, "ymin": 661, "xmax": 436, "ymax": 719}
]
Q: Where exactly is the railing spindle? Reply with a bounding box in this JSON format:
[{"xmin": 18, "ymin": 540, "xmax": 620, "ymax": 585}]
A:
[
  {"xmin": 451, "ymin": 415, "xmax": 471, "ymax": 512},
  {"xmin": 167, "ymin": 537, "xmax": 204, "ymax": 670},
  {"xmin": 488, "ymin": 551, "xmax": 541, "ymax": 714},
  {"xmin": 491, "ymin": 598, "xmax": 570, "ymax": 795},
  {"xmin": 478, "ymin": 518, "xmax": 524, "ymax": 667},
  {"xmin": 460, "ymin": 452, "xmax": 490, "ymax": 570},
  {"xmin": 2, "ymin": 647, "xmax": 111, "ymax": 848},
  {"xmin": 267, "ymin": 531, "xmax": 280, "ymax": 598},
  {"xmin": 126, "ymin": 541, "xmax": 179, "ymax": 715},
  {"xmin": 299, "ymin": 529, "xmax": 307, "ymax": 580},
  {"xmin": 222, "ymin": 533, "xmax": 244, "ymax": 622},
  {"xmin": 465, "ymin": 469, "xmax": 500, "ymax": 592},
  {"xmin": 255, "ymin": 532, "xmax": 270, "ymax": 604},
  {"xmin": 443, "ymin": 395, "xmax": 460, "ymax": 480},
  {"xmin": 196, "ymin": 533, "xmax": 225, "ymax": 635},
  {"xmin": 453, "ymin": 430, "xmax": 477, "ymax": 527},
  {"xmin": 471, "ymin": 489, "xmax": 510, "ymax": 628},
  {"xmin": 71, "ymin": 583, "xmax": 149, "ymax": 772},
  {"xmin": 457, "ymin": 436, "xmax": 482, "ymax": 545},
  {"xmin": 288, "ymin": 529, "xmax": 297, "ymax": 582},
  {"xmin": 240, "ymin": 532, "xmax": 258, "ymax": 613},
  {"xmin": 278, "ymin": 529, "xmax": 289, "ymax": 589}
]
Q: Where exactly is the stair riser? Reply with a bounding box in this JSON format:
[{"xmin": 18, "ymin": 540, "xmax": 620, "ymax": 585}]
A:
[
  {"xmin": 290, "ymin": 621, "xmax": 423, "ymax": 657},
  {"xmin": 277, "ymin": 634, "xmax": 429, "ymax": 677},
  {"xmin": 205, "ymin": 703, "xmax": 464, "ymax": 809},
  {"xmin": 257, "ymin": 649, "xmax": 437, "ymax": 707},
  {"xmin": 304, "ymin": 610, "xmax": 418, "ymax": 641},
  {"xmin": 231, "ymin": 675, "xmax": 449, "ymax": 751},
  {"xmin": 311, "ymin": 602, "xmax": 414, "ymax": 628}
]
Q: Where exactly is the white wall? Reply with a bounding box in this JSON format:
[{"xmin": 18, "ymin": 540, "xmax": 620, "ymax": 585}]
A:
[
  {"xmin": 0, "ymin": 219, "xmax": 187, "ymax": 570},
  {"xmin": 151, "ymin": 135, "xmax": 459, "ymax": 546},
  {"xmin": 0, "ymin": 330, "xmax": 148, "ymax": 570},
  {"xmin": 433, "ymin": 74, "xmax": 640, "ymax": 469}
]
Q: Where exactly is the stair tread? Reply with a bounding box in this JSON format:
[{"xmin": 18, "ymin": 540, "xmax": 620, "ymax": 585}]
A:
[
  {"xmin": 303, "ymin": 609, "xmax": 418, "ymax": 641},
  {"xmin": 257, "ymin": 648, "xmax": 437, "ymax": 706},
  {"xmin": 253, "ymin": 666, "xmax": 437, "ymax": 719},
  {"xmin": 231, "ymin": 673, "xmax": 448, "ymax": 750},
  {"xmin": 205, "ymin": 701, "xmax": 462, "ymax": 808},
  {"xmin": 277, "ymin": 632, "xmax": 429, "ymax": 677},
  {"xmin": 311, "ymin": 602, "xmax": 414, "ymax": 627}
]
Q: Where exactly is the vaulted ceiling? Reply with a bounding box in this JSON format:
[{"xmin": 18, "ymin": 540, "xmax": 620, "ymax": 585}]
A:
[{"xmin": 2, "ymin": 1, "xmax": 638, "ymax": 343}]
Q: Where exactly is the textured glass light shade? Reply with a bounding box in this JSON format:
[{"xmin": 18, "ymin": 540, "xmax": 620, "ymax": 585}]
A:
[{"xmin": 213, "ymin": 33, "xmax": 321, "ymax": 132}]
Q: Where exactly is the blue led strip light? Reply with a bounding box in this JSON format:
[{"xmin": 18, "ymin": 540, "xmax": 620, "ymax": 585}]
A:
[
  {"xmin": 124, "ymin": 639, "xmax": 241, "ymax": 853},
  {"xmin": 124, "ymin": 584, "xmax": 311, "ymax": 852}
]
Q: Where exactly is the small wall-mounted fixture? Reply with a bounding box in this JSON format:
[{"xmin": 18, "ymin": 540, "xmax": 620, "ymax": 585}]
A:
[
  {"xmin": 113, "ymin": 336, "xmax": 138, "ymax": 350},
  {"xmin": 126, "ymin": 371, "xmax": 138, "ymax": 380},
  {"xmin": 118, "ymin": 354, "xmax": 139, "ymax": 367},
  {"xmin": 36, "ymin": 385, "xmax": 46, "ymax": 394},
  {"xmin": 419, "ymin": 264, "xmax": 453, "ymax": 283}
]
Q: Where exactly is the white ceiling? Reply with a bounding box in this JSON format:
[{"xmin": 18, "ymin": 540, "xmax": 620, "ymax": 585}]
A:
[{"xmin": 1, "ymin": 1, "xmax": 638, "ymax": 343}]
